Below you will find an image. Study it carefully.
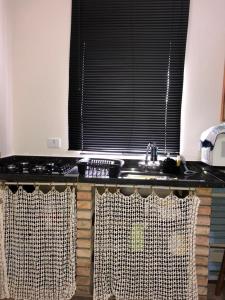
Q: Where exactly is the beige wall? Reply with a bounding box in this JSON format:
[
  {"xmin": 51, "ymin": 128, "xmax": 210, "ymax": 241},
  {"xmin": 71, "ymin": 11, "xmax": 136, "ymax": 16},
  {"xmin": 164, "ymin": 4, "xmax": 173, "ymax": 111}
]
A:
[
  {"xmin": 11, "ymin": 0, "xmax": 72, "ymax": 157},
  {"xmin": 3, "ymin": 0, "xmax": 225, "ymax": 159},
  {"xmin": 180, "ymin": 0, "xmax": 225, "ymax": 160},
  {"xmin": 0, "ymin": 0, "xmax": 13, "ymax": 157}
]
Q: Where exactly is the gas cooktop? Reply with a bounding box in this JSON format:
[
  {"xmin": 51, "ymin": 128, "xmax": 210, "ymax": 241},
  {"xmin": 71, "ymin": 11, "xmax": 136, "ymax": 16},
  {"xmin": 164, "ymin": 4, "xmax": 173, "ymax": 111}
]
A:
[{"xmin": 0, "ymin": 156, "xmax": 79, "ymax": 176}]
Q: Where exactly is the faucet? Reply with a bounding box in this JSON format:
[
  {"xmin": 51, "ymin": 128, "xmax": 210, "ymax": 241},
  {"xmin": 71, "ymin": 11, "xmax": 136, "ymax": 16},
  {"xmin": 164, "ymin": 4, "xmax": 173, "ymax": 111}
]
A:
[
  {"xmin": 145, "ymin": 142, "xmax": 158, "ymax": 165},
  {"xmin": 139, "ymin": 142, "xmax": 159, "ymax": 169},
  {"xmin": 151, "ymin": 143, "xmax": 158, "ymax": 163},
  {"xmin": 145, "ymin": 142, "xmax": 152, "ymax": 164}
]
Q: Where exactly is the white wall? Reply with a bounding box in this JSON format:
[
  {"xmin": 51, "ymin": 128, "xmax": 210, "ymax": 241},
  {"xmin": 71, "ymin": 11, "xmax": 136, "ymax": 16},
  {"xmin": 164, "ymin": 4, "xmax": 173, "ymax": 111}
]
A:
[
  {"xmin": 7, "ymin": 0, "xmax": 225, "ymax": 159},
  {"xmin": 0, "ymin": 0, "xmax": 13, "ymax": 157},
  {"xmin": 11, "ymin": 0, "xmax": 72, "ymax": 156},
  {"xmin": 180, "ymin": 0, "xmax": 225, "ymax": 160}
]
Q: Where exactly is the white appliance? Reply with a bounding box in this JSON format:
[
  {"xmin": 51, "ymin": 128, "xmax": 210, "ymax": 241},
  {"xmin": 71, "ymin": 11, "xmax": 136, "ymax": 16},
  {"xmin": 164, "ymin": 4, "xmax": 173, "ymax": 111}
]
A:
[{"xmin": 201, "ymin": 123, "xmax": 225, "ymax": 166}]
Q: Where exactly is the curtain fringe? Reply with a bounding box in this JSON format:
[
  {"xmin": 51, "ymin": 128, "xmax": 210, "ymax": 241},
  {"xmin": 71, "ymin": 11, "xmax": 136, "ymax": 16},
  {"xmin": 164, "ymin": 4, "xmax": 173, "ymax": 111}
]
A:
[{"xmin": 3, "ymin": 181, "xmax": 196, "ymax": 191}]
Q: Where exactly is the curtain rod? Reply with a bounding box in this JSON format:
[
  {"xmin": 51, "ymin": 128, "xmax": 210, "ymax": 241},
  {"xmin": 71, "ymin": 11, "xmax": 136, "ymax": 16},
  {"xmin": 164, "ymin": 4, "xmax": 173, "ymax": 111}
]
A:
[
  {"xmin": 1, "ymin": 182, "xmax": 196, "ymax": 191},
  {"xmin": 2, "ymin": 182, "xmax": 77, "ymax": 186},
  {"xmin": 93, "ymin": 184, "xmax": 196, "ymax": 191}
]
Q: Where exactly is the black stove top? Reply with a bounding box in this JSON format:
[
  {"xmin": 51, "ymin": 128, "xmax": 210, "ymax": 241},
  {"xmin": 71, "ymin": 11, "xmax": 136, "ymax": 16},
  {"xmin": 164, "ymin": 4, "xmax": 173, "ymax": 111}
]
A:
[{"xmin": 0, "ymin": 156, "xmax": 79, "ymax": 176}]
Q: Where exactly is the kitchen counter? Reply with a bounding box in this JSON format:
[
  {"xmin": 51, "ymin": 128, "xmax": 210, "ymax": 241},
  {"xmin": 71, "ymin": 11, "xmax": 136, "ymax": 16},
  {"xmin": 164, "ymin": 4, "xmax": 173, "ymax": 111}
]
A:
[
  {"xmin": 0, "ymin": 155, "xmax": 225, "ymax": 188},
  {"xmin": 75, "ymin": 160, "xmax": 225, "ymax": 188},
  {"xmin": 0, "ymin": 155, "xmax": 223, "ymax": 300}
]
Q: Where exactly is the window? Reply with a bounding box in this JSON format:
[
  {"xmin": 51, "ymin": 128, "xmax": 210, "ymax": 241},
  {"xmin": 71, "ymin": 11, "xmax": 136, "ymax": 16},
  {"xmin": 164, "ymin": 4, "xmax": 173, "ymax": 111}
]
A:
[{"xmin": 68, "ymin": 0, "xmax": 190, "ymax": 154}]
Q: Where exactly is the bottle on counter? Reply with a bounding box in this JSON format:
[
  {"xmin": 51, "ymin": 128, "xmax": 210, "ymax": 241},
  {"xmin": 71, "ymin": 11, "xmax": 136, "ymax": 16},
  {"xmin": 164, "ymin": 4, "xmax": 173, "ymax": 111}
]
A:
[{"xmin": 176, "ymin": 155, "xmax": 181, "ymax": 167}]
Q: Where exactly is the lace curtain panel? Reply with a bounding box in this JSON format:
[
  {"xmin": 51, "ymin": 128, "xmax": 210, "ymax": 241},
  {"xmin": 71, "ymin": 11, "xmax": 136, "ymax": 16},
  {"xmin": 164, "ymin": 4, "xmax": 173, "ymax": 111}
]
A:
[
  {"xmin": 3, "ymin": 186, "xmax": 77, "ymax": 300},
  {"xmin": 94, "ymin": 190, "xmax": 200, "ymax": 300},
  {"xmin": 0, "ymin": 187, "xmax": 9, "ymax": 299}
]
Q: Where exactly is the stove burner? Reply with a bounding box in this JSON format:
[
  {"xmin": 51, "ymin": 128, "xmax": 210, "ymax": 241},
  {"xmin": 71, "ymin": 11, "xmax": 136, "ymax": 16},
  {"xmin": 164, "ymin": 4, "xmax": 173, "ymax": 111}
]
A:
[
  {"xmin": 20, "ymin": 161, "xmax": 29, "ymax": 166},
  {"xmin": 32, "ymin": 165, "xmax": 47, "ymax": 174},
  {"xmin": 46, "ymin": 162, "xmax": 55, "ymax": 167},
  {"xmin": 0, "ymin": 156, "xmax": 78, "ymax": 176},
  {"xmin": 18, "ymin": 161, "xmax": 30, "ymax": 173},
  {"xmin": 46, "ymin": 162, "xmax": 57, "ymax": 173},
  {"xmin": 7, "ymin": 164, "xmax": 17, "ymax": 171}
]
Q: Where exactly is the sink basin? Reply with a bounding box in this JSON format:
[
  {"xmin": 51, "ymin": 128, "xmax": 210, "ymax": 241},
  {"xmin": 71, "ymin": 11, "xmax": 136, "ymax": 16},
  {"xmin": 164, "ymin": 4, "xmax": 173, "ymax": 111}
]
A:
[
  {"xmin": 120, "ymin": 167, "xmax": 206, "ymax": 183},
  {"xmin": 121, "ymin": 173, "xmax": 178, "ymax": 180},
  {"xmin": 120, "ymin": 169, "xmax": 178, "ymax": 180},
  {"xmin": 138, "ymin": 160, "xmax": 161, "ymax": 171}
]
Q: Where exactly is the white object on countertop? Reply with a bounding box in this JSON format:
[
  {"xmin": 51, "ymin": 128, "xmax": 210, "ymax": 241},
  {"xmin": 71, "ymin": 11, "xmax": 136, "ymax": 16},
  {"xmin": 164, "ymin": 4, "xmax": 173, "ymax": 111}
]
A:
[
  {"xmin": 201, "ymin": 133, "xmax": 225, "ymax": 166},
  {"xmin": 200, "ymin": 123, "xmax": 225, "ymax": 166},
  {"xmin": 200, "ymin": 123, "xmax": 225, "ymax": 148}
]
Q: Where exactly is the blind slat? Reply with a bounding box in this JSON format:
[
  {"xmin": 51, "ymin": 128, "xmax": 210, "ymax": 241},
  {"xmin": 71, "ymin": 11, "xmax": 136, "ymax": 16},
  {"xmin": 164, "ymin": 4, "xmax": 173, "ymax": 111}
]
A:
[{"xmin": 68, "ymin": 0, "xmax": 190, "ymax": 153}]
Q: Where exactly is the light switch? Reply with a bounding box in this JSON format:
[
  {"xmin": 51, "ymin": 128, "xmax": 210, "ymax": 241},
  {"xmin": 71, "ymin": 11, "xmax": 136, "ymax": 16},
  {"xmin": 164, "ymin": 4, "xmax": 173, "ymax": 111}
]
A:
[
  {"xmin": 221, "ymin": 141, "xmax": 225, "ymax": 157},
  {"xmin": 47, "ymin": 138, "xmax": 61, "ymax": 149}
]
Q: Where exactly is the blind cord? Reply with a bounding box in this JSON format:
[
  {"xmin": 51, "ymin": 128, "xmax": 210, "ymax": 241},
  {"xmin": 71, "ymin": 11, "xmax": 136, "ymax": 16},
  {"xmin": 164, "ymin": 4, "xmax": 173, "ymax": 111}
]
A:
[
  {"xmin": 81, "ymin": 41, "xmax": 86, "ymax": 151},
  {"xmin": 164, "ymin": 41, "xmax": 172, "ymax": 154}
]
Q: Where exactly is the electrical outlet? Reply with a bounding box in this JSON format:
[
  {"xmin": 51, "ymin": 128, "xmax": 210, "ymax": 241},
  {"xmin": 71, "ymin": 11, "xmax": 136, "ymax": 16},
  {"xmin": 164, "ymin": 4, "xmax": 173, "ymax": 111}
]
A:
[{"xmin": 47, "ymin": 138, "xmax": 62, "ymax": 149}]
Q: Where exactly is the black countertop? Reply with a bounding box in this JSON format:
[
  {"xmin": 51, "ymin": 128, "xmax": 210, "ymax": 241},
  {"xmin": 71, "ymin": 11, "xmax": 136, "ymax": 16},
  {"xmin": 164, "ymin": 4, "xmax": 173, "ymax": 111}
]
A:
[
  {"xmin": 75, "ymin": 161, "xmax": 225, "ymax": 188},
  {"xmin": 0, "ymin": 155, "xmax": 225, "ymax": 188}
]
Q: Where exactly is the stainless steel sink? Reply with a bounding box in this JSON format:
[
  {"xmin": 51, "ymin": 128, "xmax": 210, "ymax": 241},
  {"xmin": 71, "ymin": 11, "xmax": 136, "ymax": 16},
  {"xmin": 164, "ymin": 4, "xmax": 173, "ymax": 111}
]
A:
[
  {"xmin": 120, "ymin": 169, "xmax": 178, "ymax": 180},
  {"xmin": 121, "ymin": 173, "xmax": 178, "ymax": 180},
  {"xmin": 120, "ymin": 168, "xmax": 206, "ymax": 182}
]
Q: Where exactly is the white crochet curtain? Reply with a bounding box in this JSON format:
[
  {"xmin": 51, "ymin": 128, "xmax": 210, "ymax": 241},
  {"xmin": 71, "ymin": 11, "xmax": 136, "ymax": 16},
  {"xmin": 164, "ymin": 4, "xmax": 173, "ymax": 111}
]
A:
[
  {"xmin": 3, "ymin": 185, "xmax": 76, "ymax": 300},
  {"xmin": 94, "ymin": 189, "xmax": 200, "ymax": 300},
  {"xmin": 0, "ymin": 186, "xmax": 9, "ymax": 299}
]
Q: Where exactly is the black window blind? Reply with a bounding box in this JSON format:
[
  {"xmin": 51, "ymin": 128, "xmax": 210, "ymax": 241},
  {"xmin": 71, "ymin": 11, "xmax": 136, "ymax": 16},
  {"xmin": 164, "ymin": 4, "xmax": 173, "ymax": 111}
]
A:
[{"xmin": 68, "ymin": 0, "xmax": 190, "ymax": 153}]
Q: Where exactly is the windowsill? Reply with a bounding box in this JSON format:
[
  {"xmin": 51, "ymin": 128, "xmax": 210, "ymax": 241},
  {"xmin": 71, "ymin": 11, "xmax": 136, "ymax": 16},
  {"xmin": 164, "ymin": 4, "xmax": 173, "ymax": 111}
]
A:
[
  {"xmin": 78, "ymin": 151, "xmax": 170, "ymax": 161},
  {"xmin": 79, "ymin": 151, "xmax": 145, "ymax": 160}
]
